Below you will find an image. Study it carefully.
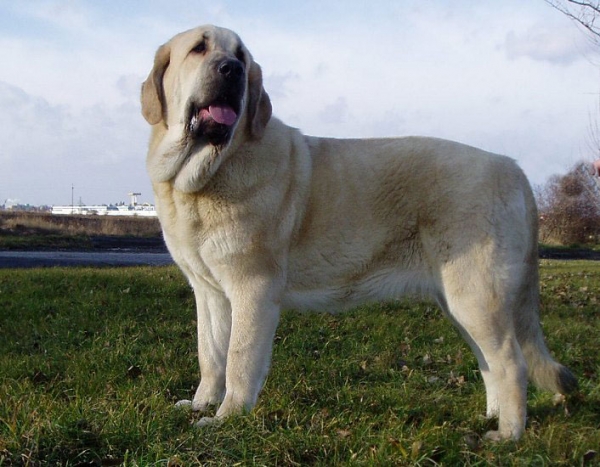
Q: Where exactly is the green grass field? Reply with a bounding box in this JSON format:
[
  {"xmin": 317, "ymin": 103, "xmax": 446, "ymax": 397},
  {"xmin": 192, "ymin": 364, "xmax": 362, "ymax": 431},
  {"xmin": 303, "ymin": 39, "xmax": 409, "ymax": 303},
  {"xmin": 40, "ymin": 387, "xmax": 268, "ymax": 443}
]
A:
[{"xmin": 0, "ymin": 261, "xmax": 598, "ymax": 465}]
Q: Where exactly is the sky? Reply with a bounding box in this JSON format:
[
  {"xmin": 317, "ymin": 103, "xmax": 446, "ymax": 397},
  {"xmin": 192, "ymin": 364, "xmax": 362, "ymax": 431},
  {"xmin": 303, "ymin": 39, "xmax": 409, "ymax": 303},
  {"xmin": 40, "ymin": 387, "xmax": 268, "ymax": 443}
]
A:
[{"xmin": 1, "ymin": 0, "xmax": 599, "ymax": 207}]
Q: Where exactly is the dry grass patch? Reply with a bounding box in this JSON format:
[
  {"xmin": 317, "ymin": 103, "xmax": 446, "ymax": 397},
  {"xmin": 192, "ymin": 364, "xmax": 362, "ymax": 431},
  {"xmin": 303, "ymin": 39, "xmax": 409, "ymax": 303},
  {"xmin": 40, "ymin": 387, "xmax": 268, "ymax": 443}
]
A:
[{"xmin": 0, "ymin": 212, "xmax": 161, "ymax": 239}]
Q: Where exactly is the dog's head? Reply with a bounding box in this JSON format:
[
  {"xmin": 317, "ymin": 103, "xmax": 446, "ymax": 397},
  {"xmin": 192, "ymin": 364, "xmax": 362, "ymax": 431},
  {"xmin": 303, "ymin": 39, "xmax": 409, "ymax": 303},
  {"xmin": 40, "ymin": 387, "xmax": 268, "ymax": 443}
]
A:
[{"xmin": 141, "ymin": 25, "xmax": 272, "ymax": 191}]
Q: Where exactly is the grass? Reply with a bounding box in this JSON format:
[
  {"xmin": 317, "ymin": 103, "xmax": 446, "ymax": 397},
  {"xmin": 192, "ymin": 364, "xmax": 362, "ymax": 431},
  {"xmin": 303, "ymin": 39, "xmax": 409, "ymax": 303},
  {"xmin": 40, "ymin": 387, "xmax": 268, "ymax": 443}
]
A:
[{"xmin": 0, "ymin": 261, "xmax": 598, "ymax": 465}]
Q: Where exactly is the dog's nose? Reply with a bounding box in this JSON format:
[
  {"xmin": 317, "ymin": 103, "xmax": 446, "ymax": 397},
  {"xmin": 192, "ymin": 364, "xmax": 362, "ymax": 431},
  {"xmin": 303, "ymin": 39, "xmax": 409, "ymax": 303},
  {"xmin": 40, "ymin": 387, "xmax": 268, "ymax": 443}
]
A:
[{"xmin": 218, "ymin": 59, "xmax": 244, "ymax": 80}]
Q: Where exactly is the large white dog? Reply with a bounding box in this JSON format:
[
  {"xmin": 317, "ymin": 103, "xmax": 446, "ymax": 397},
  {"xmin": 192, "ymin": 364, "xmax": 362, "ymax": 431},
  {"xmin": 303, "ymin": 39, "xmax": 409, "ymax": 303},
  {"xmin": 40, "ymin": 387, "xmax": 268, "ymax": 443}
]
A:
[{"xmin": 141, "ymin": 25, "xmax": 576, "ymax": 441}]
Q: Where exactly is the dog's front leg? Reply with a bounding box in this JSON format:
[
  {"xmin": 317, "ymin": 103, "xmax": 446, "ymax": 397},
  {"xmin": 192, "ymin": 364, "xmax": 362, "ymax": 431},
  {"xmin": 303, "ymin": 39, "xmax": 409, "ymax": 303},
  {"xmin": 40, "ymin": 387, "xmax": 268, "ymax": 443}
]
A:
[
  {"xmin": 200, "ymin": 274, "xmax": 282, "ymax": 424},
  {"xmin": 174, "ymin": 283, "xmax": 232, "ymax": 413},
  {"xmin": 191, "ymin": 285, "xmax": 232, "ymax": 412}
]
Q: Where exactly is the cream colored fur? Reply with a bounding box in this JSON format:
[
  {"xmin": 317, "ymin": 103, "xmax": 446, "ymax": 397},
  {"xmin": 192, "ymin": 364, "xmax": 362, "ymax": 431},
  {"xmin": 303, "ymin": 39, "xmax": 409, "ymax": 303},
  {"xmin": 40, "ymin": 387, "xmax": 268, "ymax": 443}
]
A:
[{"xmin": 141, "ymin": 25, "xmax": 576, "ymax": 441}]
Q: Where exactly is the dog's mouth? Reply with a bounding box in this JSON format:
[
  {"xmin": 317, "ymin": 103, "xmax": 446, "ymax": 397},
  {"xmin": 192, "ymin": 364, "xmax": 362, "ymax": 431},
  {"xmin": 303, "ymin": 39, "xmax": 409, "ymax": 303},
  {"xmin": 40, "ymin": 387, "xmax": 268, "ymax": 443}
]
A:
[{"xmin": 187, "ymin": 101, "xmax": 240, "ymax": 147}]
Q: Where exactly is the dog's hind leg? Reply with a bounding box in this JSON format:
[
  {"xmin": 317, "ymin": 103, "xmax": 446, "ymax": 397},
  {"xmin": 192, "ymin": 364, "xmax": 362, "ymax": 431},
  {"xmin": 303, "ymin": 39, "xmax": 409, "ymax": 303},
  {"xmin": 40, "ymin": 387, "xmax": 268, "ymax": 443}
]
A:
[
  {"xmin": 437, "ymin": 260, "xmax": 528, "ymax": 441},
  {"xmin": 436, "ymin": 294, "xmax": 500, "ymax": 419}
]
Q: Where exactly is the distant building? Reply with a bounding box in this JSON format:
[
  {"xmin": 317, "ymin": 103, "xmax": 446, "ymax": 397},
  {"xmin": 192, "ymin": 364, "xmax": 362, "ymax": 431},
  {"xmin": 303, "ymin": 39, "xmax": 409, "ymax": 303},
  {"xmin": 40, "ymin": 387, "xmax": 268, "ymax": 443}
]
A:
[
  {"xmin": 1, "ymin": 200, "xmax": 49, "ymax": 212},
  {"xmin": 4, "ymin": 199, "xmax": 20, "ymax": 209},
  {"xmin": 51, "ymin": 192, "xmax": 156, "ymax": 217},
  {"xmin": 51, "ymin": 203, "xmax": 157, "ymax": 217}
]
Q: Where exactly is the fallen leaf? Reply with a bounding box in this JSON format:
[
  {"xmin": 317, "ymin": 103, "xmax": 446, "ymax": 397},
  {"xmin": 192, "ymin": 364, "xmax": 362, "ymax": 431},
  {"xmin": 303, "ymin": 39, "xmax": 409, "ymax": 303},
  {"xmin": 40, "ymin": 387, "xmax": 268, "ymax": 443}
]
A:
[
  {"xmin": 411, "ymin": 440, "xmax": 423, "ymax": 460},
  {"xmin": 127, "ymin": 365, "xmax": 142, "ymax": 379},
  {"xmin": 583, "ymin": 450, "xmax": 597, "ymax": 464}
]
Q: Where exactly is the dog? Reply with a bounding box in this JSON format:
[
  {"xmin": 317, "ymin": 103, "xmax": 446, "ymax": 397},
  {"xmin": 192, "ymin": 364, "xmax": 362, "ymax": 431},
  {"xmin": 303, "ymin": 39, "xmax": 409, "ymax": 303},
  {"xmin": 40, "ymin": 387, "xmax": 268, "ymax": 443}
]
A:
[{"xmin": 141, "ymin": 25, "xmax": 577, "ymax": 441}]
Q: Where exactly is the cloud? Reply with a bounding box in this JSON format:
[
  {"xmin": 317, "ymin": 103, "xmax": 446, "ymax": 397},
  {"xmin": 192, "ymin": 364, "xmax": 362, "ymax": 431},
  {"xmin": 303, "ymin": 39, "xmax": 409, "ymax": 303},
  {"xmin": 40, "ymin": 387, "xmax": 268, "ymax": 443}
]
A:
[
  {"xmin": 14, "ymin": 1, "xmax": 92, "ymax": 35},
  {"xmin": 318, "ymin": 97, "xmax": 350, "ymax": 126},
  {"xmin": 0, "ymin": 81, "xmax": 151, "ymax": 206},
  {"xmin": 0, "ymin": 0, "xmax": 599, "ymax": 206},
  {"xmin": 504, "ymin": 22, "xmax": 593, "ymax": 65},
  {"xmin": 116, "ymin": 74, "xmax": 144, "ymax": 99},
  {"xmin": 263, "ymin": 71, "xmax": 299, "ymax": 99}
]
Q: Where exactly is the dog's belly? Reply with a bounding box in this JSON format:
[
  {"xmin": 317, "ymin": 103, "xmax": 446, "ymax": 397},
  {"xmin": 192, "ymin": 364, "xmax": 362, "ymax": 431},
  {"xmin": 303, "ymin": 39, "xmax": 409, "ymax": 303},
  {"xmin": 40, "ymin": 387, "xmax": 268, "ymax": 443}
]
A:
[{"xmin": 281, "ymin": 266, "xmax": 435, "ymax": 312}]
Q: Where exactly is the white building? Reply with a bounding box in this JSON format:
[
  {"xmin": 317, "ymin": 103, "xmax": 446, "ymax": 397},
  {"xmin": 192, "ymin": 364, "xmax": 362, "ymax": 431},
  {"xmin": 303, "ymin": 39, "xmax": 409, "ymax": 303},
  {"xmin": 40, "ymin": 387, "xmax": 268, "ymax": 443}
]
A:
[{"xmin": 52, "ymin": 192, "xmax": 157, "ymax": 217}]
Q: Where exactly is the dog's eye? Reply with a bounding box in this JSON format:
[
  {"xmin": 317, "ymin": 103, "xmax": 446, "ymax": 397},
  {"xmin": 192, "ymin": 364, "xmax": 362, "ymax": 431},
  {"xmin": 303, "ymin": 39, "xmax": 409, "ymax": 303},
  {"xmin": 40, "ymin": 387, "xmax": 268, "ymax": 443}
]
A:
[{"xmin": 191, "ymin": 41, "xmax": 206, "ymax": 54}]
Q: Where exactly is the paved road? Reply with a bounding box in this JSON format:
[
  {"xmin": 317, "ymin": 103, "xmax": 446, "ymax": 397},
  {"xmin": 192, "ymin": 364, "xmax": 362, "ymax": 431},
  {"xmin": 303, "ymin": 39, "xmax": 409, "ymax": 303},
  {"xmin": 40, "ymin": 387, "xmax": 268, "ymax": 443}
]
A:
[
  {"xmin": 1, "ymin": 247, "xmax": 598, "ymax": 269},
  {"xmin": 0, "ymin": 251, "xmax": 174, "ymax": 269}
]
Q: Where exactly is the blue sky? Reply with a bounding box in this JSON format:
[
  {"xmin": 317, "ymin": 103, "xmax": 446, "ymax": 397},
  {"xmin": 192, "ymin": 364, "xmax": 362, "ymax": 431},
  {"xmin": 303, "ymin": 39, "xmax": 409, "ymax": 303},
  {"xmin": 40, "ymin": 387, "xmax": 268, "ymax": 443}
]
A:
[{"xmin": 1, "ymin": 0, "xmax": 599, "ymax": 206}]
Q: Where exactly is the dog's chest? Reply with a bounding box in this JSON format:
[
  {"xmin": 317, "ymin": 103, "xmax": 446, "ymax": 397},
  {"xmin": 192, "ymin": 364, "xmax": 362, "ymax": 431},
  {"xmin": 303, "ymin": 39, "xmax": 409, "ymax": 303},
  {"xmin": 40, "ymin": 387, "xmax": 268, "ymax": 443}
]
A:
[{"xmin": 157, "ymin": 191, "xmax": 262, "ymax": 277}]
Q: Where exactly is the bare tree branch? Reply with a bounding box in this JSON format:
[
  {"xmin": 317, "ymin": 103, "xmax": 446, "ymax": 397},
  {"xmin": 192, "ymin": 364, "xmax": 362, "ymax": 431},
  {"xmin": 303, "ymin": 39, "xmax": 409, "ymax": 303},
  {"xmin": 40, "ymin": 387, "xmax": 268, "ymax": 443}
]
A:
[{"xmin": 544, "ymin": 0, "xmax": 600, "ymax": 43}]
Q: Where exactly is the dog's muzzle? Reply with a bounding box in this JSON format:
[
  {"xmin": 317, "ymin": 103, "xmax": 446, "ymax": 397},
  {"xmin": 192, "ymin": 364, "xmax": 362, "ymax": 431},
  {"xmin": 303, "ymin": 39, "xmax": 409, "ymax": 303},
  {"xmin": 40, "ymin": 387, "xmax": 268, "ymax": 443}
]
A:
[{"xmin": 187, "ymin": 58, "xmax": 245, "ymax": 147}]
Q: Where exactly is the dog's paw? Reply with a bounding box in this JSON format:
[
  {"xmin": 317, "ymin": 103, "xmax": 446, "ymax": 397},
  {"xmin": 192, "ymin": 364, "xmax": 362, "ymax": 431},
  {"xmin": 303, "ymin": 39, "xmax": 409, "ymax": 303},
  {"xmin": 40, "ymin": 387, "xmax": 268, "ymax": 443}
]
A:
[
  {"xmin": 172, "ymin": 397, "xmax": 213, "ymax": 412},
  {"xmin": 174, "ymin": 399, "xmax": 193, "ymax": 409},
  {"xmin": 192, "ymin": 382, "xmax": 225, "ymax": 412},
  {"xmin": 484, "ymin": 430, "xmax": 503, "ymax": 442},
  {"xmin": 484, "ymin": 430, "xmax": 519, "ymax": 442},
  {"xmin": 191, "ymin": 399, "xmax": 219, "ymax": 412},
  {"xmin": 194, "ymin": 416, "xmax": 222, "ymax": 428}
]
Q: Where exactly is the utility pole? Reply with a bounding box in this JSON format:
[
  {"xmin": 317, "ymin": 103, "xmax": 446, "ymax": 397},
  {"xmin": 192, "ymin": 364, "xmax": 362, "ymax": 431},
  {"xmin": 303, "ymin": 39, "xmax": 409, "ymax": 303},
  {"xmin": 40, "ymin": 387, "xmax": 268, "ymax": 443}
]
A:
[{"xmin": 71, "ymin": 184, "xmax": 74, "ymax": 215}]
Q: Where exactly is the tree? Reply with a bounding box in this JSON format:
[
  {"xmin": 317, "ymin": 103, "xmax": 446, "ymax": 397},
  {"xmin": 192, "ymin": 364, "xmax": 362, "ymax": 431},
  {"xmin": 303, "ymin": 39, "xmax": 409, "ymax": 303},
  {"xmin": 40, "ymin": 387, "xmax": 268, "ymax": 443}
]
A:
[
  {"xmin": 544, "ymin": 0, "xmax": 600, "ymax": 43},
  {"xmin": 536, "ymin": 161, "xmax": 600, "ymax": 244},
  {"xmin": 539, "ymin": 2, "xmax": 600, "ymax": 244}
]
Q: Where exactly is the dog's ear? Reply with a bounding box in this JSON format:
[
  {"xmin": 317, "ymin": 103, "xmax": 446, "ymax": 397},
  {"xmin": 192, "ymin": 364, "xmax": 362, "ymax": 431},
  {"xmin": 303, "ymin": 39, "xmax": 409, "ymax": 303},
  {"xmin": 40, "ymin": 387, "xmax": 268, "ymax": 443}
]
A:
[
  {"xmin": 141, "ymin": 43, "xmax": 171, "ymax": 125},
  {"xmin": 247, "ymin": 61, "xmax": 272, "ymax": 139}
]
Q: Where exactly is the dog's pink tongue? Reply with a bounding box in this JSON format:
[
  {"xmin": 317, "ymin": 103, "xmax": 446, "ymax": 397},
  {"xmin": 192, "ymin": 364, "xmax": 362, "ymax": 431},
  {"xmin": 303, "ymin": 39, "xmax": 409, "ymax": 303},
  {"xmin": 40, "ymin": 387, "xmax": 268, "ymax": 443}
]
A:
[{"xmin": 209, "ymin": 105, "xmax": 237, "ymax": 126}]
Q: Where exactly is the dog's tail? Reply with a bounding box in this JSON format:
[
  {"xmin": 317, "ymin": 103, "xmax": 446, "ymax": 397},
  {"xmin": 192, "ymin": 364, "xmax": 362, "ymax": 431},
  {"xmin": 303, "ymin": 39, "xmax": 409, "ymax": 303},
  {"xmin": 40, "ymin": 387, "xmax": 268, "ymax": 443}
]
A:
[
  {"xmin": 515, "ymin": 264, "xmax": 578, "ymax": 395},
  {"xmin": 513, "ymin": 182, "xmax": 577, "ymax": 395}
]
